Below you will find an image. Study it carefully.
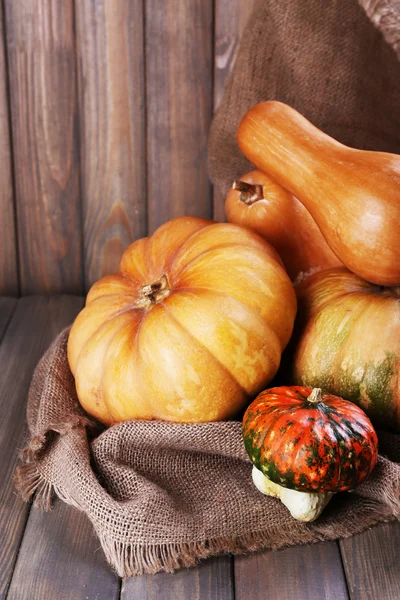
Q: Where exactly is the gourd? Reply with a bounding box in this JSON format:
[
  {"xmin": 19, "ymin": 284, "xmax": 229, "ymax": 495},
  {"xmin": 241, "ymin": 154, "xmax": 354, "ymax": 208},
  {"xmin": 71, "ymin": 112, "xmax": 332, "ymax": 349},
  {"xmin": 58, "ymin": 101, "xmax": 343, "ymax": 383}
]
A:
[
  {"xmin": 237, "ymin": 101, "xmax": 400, "ymax": 286},
  {"xmin": 225, "ymin": 169, "xmax": 341, "ymax": 282},
  {"xmin": 242, "ymin": 386, "xmax": 378, "ymax": 522},
  {"xmin": 292, "ymin": 267, "xmax": 400, "ymax": 431},
  {"xmin": 68, "ymin": 217, "xmax": 296, "ymax": 425}
]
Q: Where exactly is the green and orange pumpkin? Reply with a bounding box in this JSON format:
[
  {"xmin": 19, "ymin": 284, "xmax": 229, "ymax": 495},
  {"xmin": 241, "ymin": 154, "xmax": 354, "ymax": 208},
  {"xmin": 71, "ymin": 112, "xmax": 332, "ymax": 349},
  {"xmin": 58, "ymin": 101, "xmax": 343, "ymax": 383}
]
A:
[
  {"xmin": 242, "ymin": 385, "xmax": 378, "ymax": 493},
  {"xmin": 292, "ymin": 267, "xmax": 400, "ymax": 431}
]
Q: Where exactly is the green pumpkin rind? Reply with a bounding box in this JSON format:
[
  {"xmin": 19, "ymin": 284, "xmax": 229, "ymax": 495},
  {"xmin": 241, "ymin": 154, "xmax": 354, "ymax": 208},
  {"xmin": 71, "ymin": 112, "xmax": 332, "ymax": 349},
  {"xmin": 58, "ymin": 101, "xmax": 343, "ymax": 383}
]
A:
[
  {"xmin": 242, "ymin": 386, "xmax": 378, "ymax": 493},
  {"xmin": 292, "ymin": 268, "xmax": 400, "ymax": 431}
]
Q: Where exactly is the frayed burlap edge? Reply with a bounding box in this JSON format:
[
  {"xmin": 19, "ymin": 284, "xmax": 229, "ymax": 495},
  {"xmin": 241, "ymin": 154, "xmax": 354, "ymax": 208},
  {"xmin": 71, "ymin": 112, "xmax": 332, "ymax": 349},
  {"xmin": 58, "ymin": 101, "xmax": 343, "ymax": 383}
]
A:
[
  {"xmin": 15, "ymin": 451, "xmax": 399, "ymax": 577},
  {"xmin": 359, "ymin": 0, "xmax": 400, "ymax": 58}
]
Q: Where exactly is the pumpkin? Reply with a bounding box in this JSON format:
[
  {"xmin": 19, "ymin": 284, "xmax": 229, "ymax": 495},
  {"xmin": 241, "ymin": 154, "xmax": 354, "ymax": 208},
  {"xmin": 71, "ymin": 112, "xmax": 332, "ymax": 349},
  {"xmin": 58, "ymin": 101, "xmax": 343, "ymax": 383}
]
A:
[
  {"xmin": 225, "ymin": 169, "xmax": 341, "ymax": 282},
  {"xmin": 237, "ymin": 101, "xmax": 400, "ymax": 286},
  {"xmin": 68, "ymin": 217, "xmax": 297, "ymax": 425},
  {"xmin": 292, "ymin": 267, "xmax": 400, "ymax": 431},
  {"xmin": 242, "ymin": 385, "xmax": 378, "ymax": 493}
]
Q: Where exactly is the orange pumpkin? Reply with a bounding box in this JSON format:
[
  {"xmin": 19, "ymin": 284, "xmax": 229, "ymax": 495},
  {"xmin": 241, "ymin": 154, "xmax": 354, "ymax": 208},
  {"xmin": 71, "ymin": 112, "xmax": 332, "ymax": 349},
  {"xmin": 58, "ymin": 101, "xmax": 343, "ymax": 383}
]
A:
[
  {"xmin": 225, "ymin": 169, "xmax": 342, "ymax": 282},
  {"xmin": 237, "ymin": 101, "xmax": 400, "ymax": 286},
  {"xmin": 68, "ymin": 217, "xmax": 297, "ymax": 425}
]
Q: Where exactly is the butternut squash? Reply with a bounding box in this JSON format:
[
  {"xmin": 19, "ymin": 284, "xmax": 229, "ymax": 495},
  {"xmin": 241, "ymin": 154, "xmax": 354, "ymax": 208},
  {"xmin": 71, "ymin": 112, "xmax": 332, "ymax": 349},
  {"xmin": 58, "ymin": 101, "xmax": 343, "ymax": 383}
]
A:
[{"xmin": 237, "ymin": 101, "xmax": 400, "ymax": 286}]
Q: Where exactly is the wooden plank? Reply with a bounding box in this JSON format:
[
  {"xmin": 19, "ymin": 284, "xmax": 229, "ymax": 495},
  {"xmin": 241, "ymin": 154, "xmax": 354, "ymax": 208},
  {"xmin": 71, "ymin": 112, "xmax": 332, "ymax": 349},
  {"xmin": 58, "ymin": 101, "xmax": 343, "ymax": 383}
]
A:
[
  {"xmin": 213, "ymin": 0, "xmax": 255, "ymax": 111},
  {"xmin": 4, "ymin": 0, "xmax": 82, "ymax": 295},
  {"xmin": 75, "ymin": 0, "xmax": 147, "ymax": 291},
  {"xmin": 235, "ymin": 542, "xmax": 349, "ymax": 600},
  {"xmin": 122, "ymin": 556, "xmax": 234, "ymax": 600},
  {"xmin": 145, "ymin": 0, "xmax": 213, "ymax": 232},
  {"xmin": 7, "ymin": 498, "xmax": 120, "ymax": 600},
  {"xmin": 0, "ymin": 296, "xmax": 83, "ymax": 599},
  {"xmin": 0, "ymin": 3, "xmax": 18, "ymax": 295},
  {"xmin": 340, "ymin": 521, "xmax": 400, "ymax": 600},
  {"xmin": 0, "ymin": 297, "xmax": 17, "ymax": 341},
  {"xmin": 212, "ymin": 0, "xmax": 255, "ymax": 222}
]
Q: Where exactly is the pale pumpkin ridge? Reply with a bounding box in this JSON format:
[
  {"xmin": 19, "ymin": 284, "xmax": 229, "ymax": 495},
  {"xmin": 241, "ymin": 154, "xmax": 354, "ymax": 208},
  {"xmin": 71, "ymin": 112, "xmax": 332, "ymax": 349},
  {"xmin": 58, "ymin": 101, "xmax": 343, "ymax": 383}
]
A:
[
  {"xmin": 330, "ymin": 295, "xmax": 378, "ymax": 393},
  {"xmin": 161, "ymin": 222, "xmax": 215, "ymax": 274},
  {"xmin": 96, "ymin": 316, "xmax": 140, "ymax": 424},
  {"xmin": 171, "ymin": 242, "xmax": 282, "ymax": 282},
  {"xmin": 74, "ymin": 303, "xmax": 145, "ymax": 384},
  {"xmin": 159, "ymin": 302, "xmax": 249, "ymax": 402},
  {"xmin": 86, "ymin": 291, "xmax": 139, "ymax": 308},
  {"xmin": 128, "ymin": 307, "xmax": 153, "ymax": 418},
  {"xmin": 170, "ymin": 285, "xmax": 285, "ymax": 351},
  {"xmin": 101, "ymin": 314, "xmax": 145, "ymax": 423},
  {"xmin": 162, "ymin": 288, "xmax": 284, "ymax": 396}
]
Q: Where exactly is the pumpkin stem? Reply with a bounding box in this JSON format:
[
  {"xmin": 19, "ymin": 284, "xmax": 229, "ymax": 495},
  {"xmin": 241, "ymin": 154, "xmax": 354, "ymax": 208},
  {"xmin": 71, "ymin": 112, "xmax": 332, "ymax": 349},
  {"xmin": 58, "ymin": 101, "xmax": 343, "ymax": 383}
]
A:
[
  {"xmin": 232, "ymin": 180, "xmax": 264, "ymax": 205},
  {"xmin": 307, "ymin": 388, "xmax": 323, "ymax": 404},
  {"xmin": 135, "ymin": 274, "xmax": 171, "ymax": 309}
]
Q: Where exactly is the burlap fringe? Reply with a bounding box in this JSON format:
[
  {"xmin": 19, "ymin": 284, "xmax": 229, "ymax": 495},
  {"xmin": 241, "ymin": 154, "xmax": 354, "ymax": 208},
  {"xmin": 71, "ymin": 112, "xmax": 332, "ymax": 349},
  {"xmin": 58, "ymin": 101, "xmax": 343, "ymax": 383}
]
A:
[
  {"xmin": 99, "ymin": 532, "xmax": 306, "ymax": 578},
  {"xmin": 359, "ymin": 0, "xmax": 400, "ymax": 58},
  {"xmin": 14, "ymin": 463, "xmax": 54, "ymax": 511}
]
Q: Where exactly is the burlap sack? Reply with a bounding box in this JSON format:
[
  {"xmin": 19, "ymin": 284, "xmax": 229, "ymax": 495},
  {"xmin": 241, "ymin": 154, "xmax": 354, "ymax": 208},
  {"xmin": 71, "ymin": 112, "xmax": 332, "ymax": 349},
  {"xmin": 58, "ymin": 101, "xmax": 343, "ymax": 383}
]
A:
[
  {"xmin": 15, "ymin": 330, "xmax": 400, "ymax": 576},
  {"xmin": 208, "ymin": 0, "xmax": 400, "ymax": 197},
  {"xmin": 16, "ymin": 0, "xmax": 400, "ymax": 578}
]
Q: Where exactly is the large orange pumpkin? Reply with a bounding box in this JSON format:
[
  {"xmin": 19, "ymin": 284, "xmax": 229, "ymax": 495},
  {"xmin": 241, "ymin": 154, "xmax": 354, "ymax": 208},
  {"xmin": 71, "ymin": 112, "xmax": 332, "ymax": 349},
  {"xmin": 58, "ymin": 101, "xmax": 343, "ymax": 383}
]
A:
[{"xmin": 68, "ymin": 217, "xmax": 297, "ymax": 425}]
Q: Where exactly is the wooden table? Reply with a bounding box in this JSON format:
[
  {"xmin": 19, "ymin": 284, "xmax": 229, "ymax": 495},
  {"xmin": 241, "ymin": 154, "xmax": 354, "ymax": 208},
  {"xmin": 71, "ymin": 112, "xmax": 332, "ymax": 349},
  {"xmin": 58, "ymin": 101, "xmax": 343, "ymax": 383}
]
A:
[{"xmin": 1, "ymin": 296, "xmax": 400, "ymax": 600}]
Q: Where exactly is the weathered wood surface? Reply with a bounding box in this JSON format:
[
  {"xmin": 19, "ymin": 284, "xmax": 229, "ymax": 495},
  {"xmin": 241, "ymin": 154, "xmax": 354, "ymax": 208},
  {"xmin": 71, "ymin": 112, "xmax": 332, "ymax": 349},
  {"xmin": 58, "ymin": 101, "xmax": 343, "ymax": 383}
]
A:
[
  {"xmin": 122, "ymin": 556, "xmax": 234, "ymax": 600},
  {"xmin": 0, "ymin": 297, "xmax": 17, "ymax": 340},
  {"xmin": 4, "ymin": 0, "xmax": 82, "ymax": 295},
  {"xmin": 340, "ymin": 521, "xmax": 400, "ymax": 600},
  {"xmin": 0, "ymin": 3, "xmax": 18, "ymax": 296},
  {"xmin": 235, "ymin": 542, "xmax": 350, "ymax": 600},
  {"xmin": 212, "ymin": 0, "xmax": 255, "ymax": 222},
  {"xmin": 1, "ymin": 0, "xmax": 254, "ymax": 293},
  {"xmin": 0, "ymin": 296, "xmax": 83, "ymax": 599},
  {"xmin": 7, "ymin": 499, "xmax": 120, "ymax": 600},
  {"xmin": 75, "ymin": 0, "xmax": 147, "ymax": 289},
  {"xmin": 145, "ymin": 0, "xmax": 213, "ymax": 233}
]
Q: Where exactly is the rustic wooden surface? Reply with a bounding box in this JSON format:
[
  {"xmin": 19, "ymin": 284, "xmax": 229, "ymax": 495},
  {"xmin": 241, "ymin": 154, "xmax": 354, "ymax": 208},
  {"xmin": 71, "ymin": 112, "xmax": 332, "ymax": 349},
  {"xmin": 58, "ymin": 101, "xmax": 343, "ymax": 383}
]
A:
[
  {"xmin": 4, "ymin": 0, "xmax": 82, "ymax": 295},
  {"xmin": 145, "ymin": 0, "xmax": 213, "ymax": 233},
  {"xmin": 340, "ymin": 521, "xmax": 400, "ymax": 600},
  {"xmin": 212, "ymin": 0, "xmax": 255, "ymax": 222},
  {"xmin": 1, "ymin": 297, "xmax": 400, "ymax": 599},
  {"xmin": 235, "ymin": 541, "xmax": 350, "ymax": 600},
  {"xmin": 122, "ymin": 556, "xmax": 234, "ymax": 600},
  {"xmin": 0, "ymin": 3, "xmax": 18, "ymax": 296},
  {"xmin": 75, "ymin": 0, "xmax": 147, "ymax": 289},
  {"xmin": 0, "ymin": 296, "xmax": 83, "ymax": 599}
]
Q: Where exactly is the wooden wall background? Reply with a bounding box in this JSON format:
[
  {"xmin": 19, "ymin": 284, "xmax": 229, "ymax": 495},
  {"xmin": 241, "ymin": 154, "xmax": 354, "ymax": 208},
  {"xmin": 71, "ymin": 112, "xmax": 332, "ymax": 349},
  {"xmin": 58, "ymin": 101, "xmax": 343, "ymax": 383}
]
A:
[{"xmin": 0, "ymin": 0, "xmax": 255, "ymax": 297}]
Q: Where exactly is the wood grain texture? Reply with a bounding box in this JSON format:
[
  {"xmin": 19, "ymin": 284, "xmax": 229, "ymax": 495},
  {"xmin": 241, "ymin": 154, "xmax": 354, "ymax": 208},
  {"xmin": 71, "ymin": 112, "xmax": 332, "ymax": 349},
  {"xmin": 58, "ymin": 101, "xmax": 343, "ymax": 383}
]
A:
[
  {"xmin": 0, "ymin": 296, "xmax": 83, "ymax": 599},
  {"xmin": 212, "ymin": 0, "xmax": 255, "ymax": 222},
  {"xmin": 0, "ymin": 297, "xmax": 17, "ymax": 340},
  {"xmin": 7, "ymin": 498, "xmax": 119, "ymax": 600},
  {"xmin": 122, "ymin": 556, "xmax": 233, "ymax": 600},
  {"xmin": 0, "ymin": 3, "xmax": 18, "ymax": 295},
  {"xmin": 340, "ymin": 521, "xmax": 400, "ymax": 600},
  {"xmin": 4, "ymin": 0, "xmax": 82, "ymax": 295},
  {"xmin": 75, "ymin": 0, "xmax": 147, "ymax": 291},
  {"xmin": 145, "ymin": 0, "xmax": 213, "ymax": 232},
  {"xmin": 235, "ymin": 543, "xmax": 349, "ymax": 600}
]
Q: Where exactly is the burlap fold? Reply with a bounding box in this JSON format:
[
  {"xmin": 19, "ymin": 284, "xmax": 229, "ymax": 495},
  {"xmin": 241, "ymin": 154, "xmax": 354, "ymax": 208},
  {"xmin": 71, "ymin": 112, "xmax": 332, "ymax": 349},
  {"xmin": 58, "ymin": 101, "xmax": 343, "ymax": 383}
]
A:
[{"xmin": 15, "ymin": 329, "xmax": 400, "ymax": 576}]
